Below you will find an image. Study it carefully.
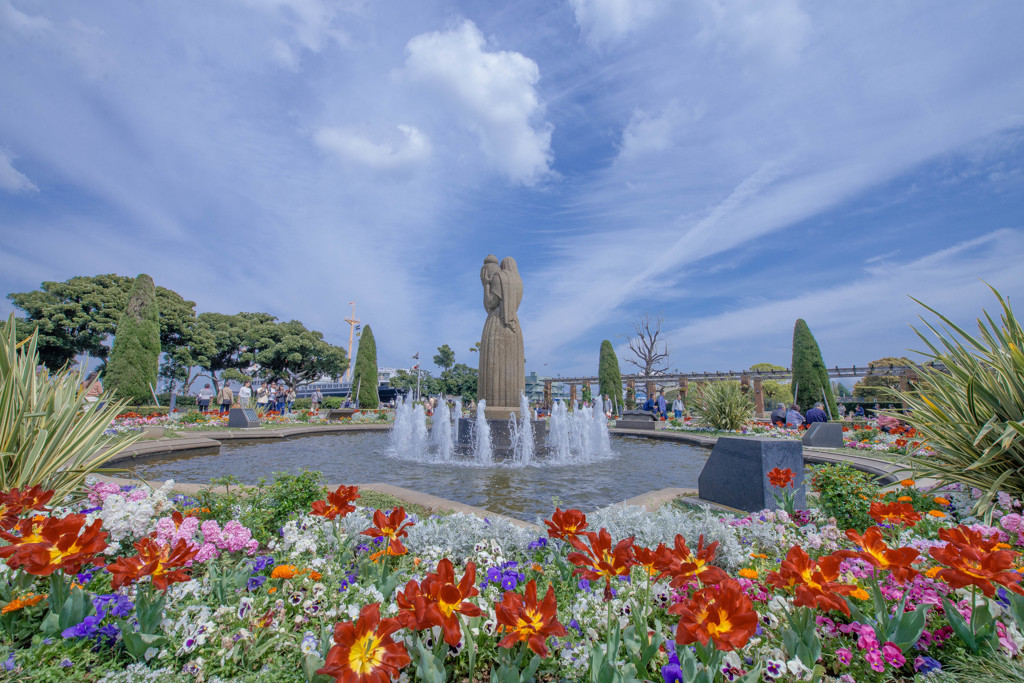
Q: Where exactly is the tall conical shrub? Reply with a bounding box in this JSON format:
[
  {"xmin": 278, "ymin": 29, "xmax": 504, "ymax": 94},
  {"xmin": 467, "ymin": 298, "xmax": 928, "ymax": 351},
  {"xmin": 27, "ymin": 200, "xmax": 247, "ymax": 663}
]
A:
[
  {"xmin": 350, "ymin": 324, "xmax": 379, "ymax": 409},
  {"xmin": 791, "ymin": 319, "xmax": 836, "ymax": 417},
  {"xmin": 598, "ymin": 340, "xmax": 623, "ymax": 412},
  {"xmin": 105, "ymin": 274, "xmax": 160, "ymax": 404}
]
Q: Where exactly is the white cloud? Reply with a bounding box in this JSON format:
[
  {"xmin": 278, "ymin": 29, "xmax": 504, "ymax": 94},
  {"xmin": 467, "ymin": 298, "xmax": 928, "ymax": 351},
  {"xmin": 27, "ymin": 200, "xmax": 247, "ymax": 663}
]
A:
[
  {"xmin": 0, "ymin": 0, "xmax": 51, "ymax": 34},
  {"xmin": 569, "ymin": 0, "xmax": 664, "ymax": 46},
  {"xmin": 238, "ymin": 0, "xmax": 355, "ymax": 62},
  {"xmin": 402, "ymin": 20, "xmax": 553, "ymax": 185},
  {"xmin": 697, "ymin": 0, "xmax": 812, "ymax": 66},
  {"xmin": 659, "ymin": 230, "xmax": 1024, "ymax": 367},
  {"xmin": 0, "ymin": 148, "xmax": 38, "ymax": 193},
  {"xmin": 618, "ymin": 102, "xmax": 687, "ymax": 160},
  {"xmin": 314, "ymin": 124, "xmax": 431, "ymax": 169}
]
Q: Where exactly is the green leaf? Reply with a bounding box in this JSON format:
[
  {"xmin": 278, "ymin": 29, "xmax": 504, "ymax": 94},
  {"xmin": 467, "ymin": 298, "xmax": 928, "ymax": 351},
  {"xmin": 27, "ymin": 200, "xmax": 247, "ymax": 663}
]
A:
[{"xmin": 941, "ymin": 595, "xmax": 978, "ymax": 653}]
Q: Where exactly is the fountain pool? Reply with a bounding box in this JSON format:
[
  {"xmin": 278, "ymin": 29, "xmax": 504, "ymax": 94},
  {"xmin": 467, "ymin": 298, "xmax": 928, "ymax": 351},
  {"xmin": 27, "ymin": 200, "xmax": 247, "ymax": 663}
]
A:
[{"xmin": 120, "ymin": 432, "xmax": 710, "ymax": 520}]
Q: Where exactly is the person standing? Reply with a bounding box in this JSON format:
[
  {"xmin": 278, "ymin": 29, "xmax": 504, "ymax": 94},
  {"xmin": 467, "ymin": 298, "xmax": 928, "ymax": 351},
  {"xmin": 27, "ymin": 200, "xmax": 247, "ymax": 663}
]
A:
[
  {"xmin": 217, "ymin": 382, "xmax": 234, "ymax": 413},
  {"xmin": 672, "ymin": 393, "xmax": 684, "ymax": 419},
  {"xmin": 837, "ymin": 403, "xmax": 847, "ymax": 419},
  {"xmin": 786, "ymin": 404, "xmax": 805, "ymax": 428},
  {"xmin": 805, "ymin": 402, "xmax": 828, "ymax": 423},
  {"xmin": 287, "ymin": 386, "xmax": 296, "ymax": 413},
  {"xmin": 237, "ymin": 381, "xmax": 252, "ymax": 408},
  {"xmin": 656, "ymin": 390, "xmax": 668, "ymax": 419},
  {"xmin": 256, "ymin": 384, "xmax": 269, "ymax": 410},
  {"xmin": 82, "ymin": 371, "xmax": 104, "ymax": 404},
  {"xmin": 603, "ymin": 393, "xmax": 613, "ymax": 417},
  {"xmin": 311, "ymin": 387, "xmax": 323, "ymax": 412},
  {"xmin": 197, "ymin": 383, "xmax": 214, "ymax": 413}
]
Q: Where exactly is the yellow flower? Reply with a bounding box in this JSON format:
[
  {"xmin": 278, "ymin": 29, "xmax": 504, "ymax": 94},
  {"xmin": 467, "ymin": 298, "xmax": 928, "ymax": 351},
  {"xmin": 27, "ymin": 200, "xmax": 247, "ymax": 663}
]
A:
[
  {"xmin": 738, "ymin": 568, "xmax": 759, "ymax": 580},
  {"xmin": 850, "ymin": 588, "xmax": 870, "ymax": 601},
  {"xmin": 928, "ymin": 510, "xmax": 946, "ymax": 518}
]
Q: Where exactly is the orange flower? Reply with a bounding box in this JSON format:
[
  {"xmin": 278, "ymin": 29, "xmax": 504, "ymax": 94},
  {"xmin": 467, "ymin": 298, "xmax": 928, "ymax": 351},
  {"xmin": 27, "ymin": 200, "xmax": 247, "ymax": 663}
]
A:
[
  {"xmin": 897, "ymin": 496, "xmax": 912, "ymax": 502},
  {"xmin": 361, "ymin": 507, "xmax": 414, "ymax": 555},
  {"xmin": 669, "ymin": 578, "xmax": 759, "ymax": 651},
  {"xmin": 928, "ymin": 526, "xmax": 1024, "ymax": 597},
  {"xmin": 934, "ymin": 497, "xmax": 951, "ymax": 506},
  {"xmin": 0, "ymin": 514, "xmax": 108, "ymax": 576},
  {"xmin": 494, "ymin": 580, "xmax": 567, "ymax": 658},
  {"xmin": 369, "ymin": 544, "xmax": 407, "ymax": 563},
  {"xmin": 308, "ymin": 570, "xmax": 323, "ymax": 581},
  {"xmin": 850, "ymin": 588, "xmax": 870, "ymax": 601},
  {"xmin": 317, "ymin": 603, "xmax": 411, "ymax": 683},
  {"xmin": 738, "ymin": 568, "xmax": 758, "ymax": 580},
  {"xmin": 767, "ymin": 467, "xmax": 795, "ymax": 489},
  {"xmin": 899, "ymin": 479, "xmax": 916, "ymax": 487},
  {"xmin": 271, "ymin": 564, "xmax": 298, "ymax": 579},
  {"xmin": 106, "ymin": 537, "xmax": 199, "ymax": 591},
  {"xmin": 653, "ymin": 534, "xmax": 729, "ymax": 588},
  {"xmin": 928, "ymin": 510, "xmax": 946, "ymax": 518},
  {"xmin": 1, "ymin": 592, "xmax": 46, "ymax": 614},
  {"xmin": 310, "ymin": 485, "xmax": 360, "ymax": 520},
  {"xmin": 868, "ymin": 501, "xmax": 922, "ymax": 527},
  {"xmin": 396, "ymin": 558, "xmax": 482, "ymax": 646},
  {"xmin": 567, "ymin": 528, "xmax": 635, "ymax": 594},
  {"xmin": 924, "ymin": 567, "xmax": 940, "ymax": 579},
  {"xmin": 544, "ymin": 508, "xmax": 589, "ymax": 541},
  {"xmin": 838, "ymin": 527, "xmax": 920, "ymax": 584},
  {"xmin": 0, "ymin": 486, "xmax": 54, "ymax": 530},
  {"xmin": 632, "ymin": 544, "xmax": 662, "ymax": 577},
  {"xmin": 765, "ymin": 545, "xmax": 855, "ymax": 616}
]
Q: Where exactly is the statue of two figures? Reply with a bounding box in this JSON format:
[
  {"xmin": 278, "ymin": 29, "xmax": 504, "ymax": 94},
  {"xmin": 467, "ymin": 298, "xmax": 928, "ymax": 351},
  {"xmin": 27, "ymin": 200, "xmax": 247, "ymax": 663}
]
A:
[{"xmin": 478, "ymin": 255, "xmax": 525, "ymax": 420}]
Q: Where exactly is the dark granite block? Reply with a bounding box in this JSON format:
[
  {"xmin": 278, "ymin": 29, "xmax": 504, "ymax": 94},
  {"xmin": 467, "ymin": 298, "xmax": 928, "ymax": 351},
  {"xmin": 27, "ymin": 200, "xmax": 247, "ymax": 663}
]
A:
[
  {"xmin": 227, "ymin": 407, "xmax": 260, "ymax": 429},
  {"xmin": 802, "ymin": 423, "xmax": 845, "ymax": 448},
  {"xmin": 698, "ymin": 437, "xmax": 805, "ymax": 512},
  {"xmin": 617, "ymin": 409, "xmax": 657, "ymax": 430}
]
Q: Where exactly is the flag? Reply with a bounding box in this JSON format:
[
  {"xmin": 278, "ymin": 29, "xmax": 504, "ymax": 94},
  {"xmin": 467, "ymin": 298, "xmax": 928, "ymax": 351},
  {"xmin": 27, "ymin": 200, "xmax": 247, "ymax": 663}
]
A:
[{"xmin": 413, "ymin": 365, "xmax": 419, "ymax": 370}]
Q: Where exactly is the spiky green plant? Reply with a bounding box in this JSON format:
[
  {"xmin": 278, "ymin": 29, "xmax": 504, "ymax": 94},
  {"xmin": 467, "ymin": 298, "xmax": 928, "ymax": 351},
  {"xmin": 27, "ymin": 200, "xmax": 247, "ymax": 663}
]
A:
[
  {"xmin": 690, "ymin": 380, "xmax": 754, "ymax": 431},
  {"xmin": 899, "ymin": 286, "xmax": 1024, "ymax": 521},
  {"xmin": 0, "ymin": 314, "xmax": 138, "ymax": 501}
]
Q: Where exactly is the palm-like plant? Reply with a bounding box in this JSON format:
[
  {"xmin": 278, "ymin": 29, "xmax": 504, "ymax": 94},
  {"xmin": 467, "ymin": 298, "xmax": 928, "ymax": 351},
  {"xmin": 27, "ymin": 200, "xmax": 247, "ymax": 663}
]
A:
[
  {"xmin": 691, "ymin": 381, "xmax": 754, "ymax": 432},
  {"xmin": 899, "ymin": 287, "xmax": 1024, "ymax": 521},
  {"xmin": 0, "ymin": 315, "xmax": 139, "ymax": 501}
]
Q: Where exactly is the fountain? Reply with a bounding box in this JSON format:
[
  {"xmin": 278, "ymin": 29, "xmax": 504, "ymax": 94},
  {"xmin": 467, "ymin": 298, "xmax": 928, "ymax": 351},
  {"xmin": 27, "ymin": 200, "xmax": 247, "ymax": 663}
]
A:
[{"xmin": 429, "ymin": 399, "xmax": 453, "ymax": 461}]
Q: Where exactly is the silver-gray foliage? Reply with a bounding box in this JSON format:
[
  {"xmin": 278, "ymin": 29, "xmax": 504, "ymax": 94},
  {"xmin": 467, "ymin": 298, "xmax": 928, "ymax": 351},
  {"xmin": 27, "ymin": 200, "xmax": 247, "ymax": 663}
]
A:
[{"xmin": 405, "ymin": 512, "xmax": 538, "ymax": 560}]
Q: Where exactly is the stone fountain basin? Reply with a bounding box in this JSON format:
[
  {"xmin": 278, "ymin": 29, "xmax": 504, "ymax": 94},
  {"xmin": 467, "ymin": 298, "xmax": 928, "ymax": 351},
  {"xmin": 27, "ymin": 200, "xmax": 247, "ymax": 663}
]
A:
[{"xmin": 117, "ymin": 431, "xmax": 711, "ymax": 521}]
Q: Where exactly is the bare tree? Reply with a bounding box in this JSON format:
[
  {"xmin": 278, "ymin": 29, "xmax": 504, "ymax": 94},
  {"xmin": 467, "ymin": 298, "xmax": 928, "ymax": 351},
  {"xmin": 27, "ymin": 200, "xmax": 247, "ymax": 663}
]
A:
[{"xmin": 626, "ymin": 313, "xmax": 670, "ymax": 376}]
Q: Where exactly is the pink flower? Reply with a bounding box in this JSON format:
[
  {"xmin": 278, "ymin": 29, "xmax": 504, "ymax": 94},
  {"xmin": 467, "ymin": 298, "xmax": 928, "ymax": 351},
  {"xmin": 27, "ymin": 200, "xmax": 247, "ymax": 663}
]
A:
[
  {"xmin": 857, "ymin": 631, "xmax": 879, "ymax": 651},
  {"xmin": 864, "ymin": 648, "xmax": 885, "ymax": 672},
  {"xmin": 200, "ymin": 520, "xmax": 223, "ymax": 546},
  {"xmin": 127, "ymin": 489, "xmax": 147, "ymax": 502},
  {"xmin": 192, "ymin": 542, "xmax": 219, "ymax": 564},
  {"xmin": 835, "ymin": 648, "xmax": 852, "ymax": 665},
  {"xmin": 882, "ymin": 642, "xmax": 905, "ymax": 668},
  {"xmin": 89, "ymin": 482, "xmax": 123, "ymax": 504}
]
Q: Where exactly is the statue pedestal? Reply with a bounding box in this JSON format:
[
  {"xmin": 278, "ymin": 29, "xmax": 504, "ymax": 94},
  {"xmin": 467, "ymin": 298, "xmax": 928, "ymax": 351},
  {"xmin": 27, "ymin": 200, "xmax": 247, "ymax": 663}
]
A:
[
  {"xmin": 484, "ymin": 405, "xmax": 518, "ymax": 420},
  {"xmin": 457, "ymin": 417, "xmax": 548, "ymax": 454}
]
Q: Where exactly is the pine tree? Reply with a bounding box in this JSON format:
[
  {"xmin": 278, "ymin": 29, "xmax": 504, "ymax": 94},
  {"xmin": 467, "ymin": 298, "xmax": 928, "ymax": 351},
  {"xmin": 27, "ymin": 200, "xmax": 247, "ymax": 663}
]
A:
[
  {"xmin": 350, "ymin": 325, "xmax": 379, "ymax": 409},
  {"xmin": 105, "ymin": 274, "xmax": 160, "ymax": 404},
  {"xmin": 791, "ymin": 319, "xmax": 836, "ymax": 418},
  {"xmin": 598, "ymin": 340, "xmax": 623, "ymax": 412}
]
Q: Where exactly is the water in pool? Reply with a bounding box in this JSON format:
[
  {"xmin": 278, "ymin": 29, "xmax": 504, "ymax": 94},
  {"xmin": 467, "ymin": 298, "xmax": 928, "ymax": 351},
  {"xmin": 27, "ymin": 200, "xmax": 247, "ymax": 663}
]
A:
[{"xmin": 120, "ymin": 432, "xmax": 710, "ymax": 521}]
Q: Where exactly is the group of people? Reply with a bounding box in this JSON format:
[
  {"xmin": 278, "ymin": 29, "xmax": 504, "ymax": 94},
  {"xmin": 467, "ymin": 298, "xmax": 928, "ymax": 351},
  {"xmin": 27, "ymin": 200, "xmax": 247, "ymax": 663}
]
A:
[
  {"xmin": 770, "ymin": 401, "xmax": 831, "ymax": 428},
  {"xmin": 193, "ymin": 380, "xmax": 299, "ymax": 414},
  {"xmin": 641, "ymin": 390, "xmax": 685, "ymax": 420}
]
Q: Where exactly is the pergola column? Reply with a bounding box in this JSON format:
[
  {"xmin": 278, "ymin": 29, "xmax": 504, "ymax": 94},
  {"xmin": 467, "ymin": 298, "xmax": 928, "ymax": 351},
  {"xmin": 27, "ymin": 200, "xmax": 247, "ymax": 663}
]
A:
[{"xmin": 753, "ymin": 378, "xmax": 765, "ymax": 416}]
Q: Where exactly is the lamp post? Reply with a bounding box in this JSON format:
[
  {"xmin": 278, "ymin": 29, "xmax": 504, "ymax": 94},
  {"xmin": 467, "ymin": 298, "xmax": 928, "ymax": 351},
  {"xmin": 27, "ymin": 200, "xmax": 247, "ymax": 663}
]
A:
[{"xmin": 412, "ymin": 352, "xmax": 420, "ymax": 401}]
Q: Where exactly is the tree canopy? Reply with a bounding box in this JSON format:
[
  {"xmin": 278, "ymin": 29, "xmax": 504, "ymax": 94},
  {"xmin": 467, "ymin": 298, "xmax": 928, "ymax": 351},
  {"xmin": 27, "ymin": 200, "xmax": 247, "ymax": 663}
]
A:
[
  {"xmin": 104, "ymin": 274, "xmax": 161, "ymax": 404},
  {"xmin": 349, "ymin": 325, "xmax": 379, "ymax": 408},
  {"xmin": 791, "ymin": 319, "xmax": 836, "ymax": 416},
  {"xmin": 598, "ymin": 340, "xmax": 623, "ymax": 409},
  {"xmin": 433, "ymin": 344, "xmax": 455, "ymax": 373},
  {"xmin": 853, "ymin": 356, "xmax": 914, "ymax": 400}
]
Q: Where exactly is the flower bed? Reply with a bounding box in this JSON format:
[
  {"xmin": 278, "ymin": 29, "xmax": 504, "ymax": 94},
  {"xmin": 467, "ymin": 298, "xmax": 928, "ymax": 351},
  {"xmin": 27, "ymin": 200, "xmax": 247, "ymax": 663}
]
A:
[
  {"xmin": 104, "ymin": 409, "xmax": 395, "ymax": 436},
  {"xmin": 3, "ymin": 471, "xmax": 1024, "ymax": 682}
]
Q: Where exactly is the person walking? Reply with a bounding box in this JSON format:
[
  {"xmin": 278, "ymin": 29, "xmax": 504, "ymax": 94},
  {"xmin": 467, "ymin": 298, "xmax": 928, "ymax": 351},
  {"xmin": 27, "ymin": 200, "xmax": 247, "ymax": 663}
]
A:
[
  {"xmin": 237, "ymin": 381, "xmax": 252, "ymax": 408},
  {"xmin": 805, "ymin": 401, "xmax": 828, "ymax": 423},
  {"xmin": 671, "ymin": 393, "xmax": 684, "ymax": 419},
  {"xmin": 656, "ymin": 390, "xmax": 668, "ymax": 419},
  {"xmin": 311, "ymin": 387, "xmax": 323, "ymax": 412},
  {"xmin": 217, "ymin": 382, "xmax": 233, "ymax": 413},
  {"xmin": 786, "ymin": 404, "xmax": 805, "ymax": 428},
  {"xmin": 197, "ymin": 383, "xmax": 214, "ymax": 413}
]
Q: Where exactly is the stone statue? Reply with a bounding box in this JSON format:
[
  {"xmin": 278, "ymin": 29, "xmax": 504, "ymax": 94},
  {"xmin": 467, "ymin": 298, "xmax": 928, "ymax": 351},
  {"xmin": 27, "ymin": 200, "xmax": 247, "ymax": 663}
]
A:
[{"xmin": 477, "ymin": 254, "xmax": 525, "ymax": 418}]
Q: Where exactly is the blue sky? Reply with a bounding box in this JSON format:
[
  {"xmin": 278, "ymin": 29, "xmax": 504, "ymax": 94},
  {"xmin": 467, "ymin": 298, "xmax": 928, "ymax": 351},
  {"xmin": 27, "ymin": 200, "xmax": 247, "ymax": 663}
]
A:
[{"xmin": 1, "ymin": 0, "xmax": 1023, "ymax": 378}]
